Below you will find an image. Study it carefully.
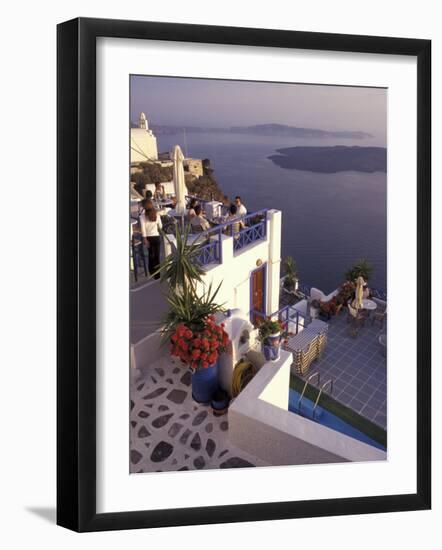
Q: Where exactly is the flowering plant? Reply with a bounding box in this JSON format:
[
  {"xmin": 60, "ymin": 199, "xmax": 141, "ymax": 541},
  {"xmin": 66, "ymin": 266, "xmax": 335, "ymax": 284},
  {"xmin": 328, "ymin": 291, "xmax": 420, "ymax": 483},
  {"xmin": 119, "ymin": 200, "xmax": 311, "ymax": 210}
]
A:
[
  {"xmin": 170, "ymin": 315, "xmax": 230, "ymax": 371},
  {"xmin": 257, "ymin": 318, "xmax": 285, "ymax": 343}
]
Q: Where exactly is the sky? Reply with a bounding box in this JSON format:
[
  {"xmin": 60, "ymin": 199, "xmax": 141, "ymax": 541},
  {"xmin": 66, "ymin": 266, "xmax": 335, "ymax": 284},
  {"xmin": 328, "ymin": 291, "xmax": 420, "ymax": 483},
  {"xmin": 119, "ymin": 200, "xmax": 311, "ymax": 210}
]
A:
[{"xmin": 130, "ymin": 75, "xmax": 387, "ymax": 140}]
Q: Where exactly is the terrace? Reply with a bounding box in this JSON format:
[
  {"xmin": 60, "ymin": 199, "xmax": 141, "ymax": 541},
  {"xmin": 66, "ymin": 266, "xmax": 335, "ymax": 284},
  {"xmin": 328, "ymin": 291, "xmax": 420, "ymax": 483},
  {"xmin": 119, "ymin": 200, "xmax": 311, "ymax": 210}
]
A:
[
  {"xmin": 130, "ymin": 193, "xmax": 387, "ymax": 472},
  {"xmin": 278, "ymin": 286, "xmax": 387, "ymax": 429}
]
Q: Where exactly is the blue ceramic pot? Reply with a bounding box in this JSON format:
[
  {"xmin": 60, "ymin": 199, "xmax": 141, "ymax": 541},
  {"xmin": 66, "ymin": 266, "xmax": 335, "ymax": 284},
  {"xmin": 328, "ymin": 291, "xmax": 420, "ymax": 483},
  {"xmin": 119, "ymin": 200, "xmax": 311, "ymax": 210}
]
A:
[
  {"xmin": 211, "ymin": 390, "xmax": 230, "ymax": 416},
  {"xmin": 191, "ymin": 362, "xmax": 219, "ymax": 404},
  {"xmin": 262, "ymin": 332, "xmax": 281, "ymax": 361}
]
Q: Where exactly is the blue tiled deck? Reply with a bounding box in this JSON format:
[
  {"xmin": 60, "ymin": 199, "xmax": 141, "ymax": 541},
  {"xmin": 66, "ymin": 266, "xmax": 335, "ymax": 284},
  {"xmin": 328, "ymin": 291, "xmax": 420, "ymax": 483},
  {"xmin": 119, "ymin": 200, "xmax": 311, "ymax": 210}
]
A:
[{"xmin": 299, "ymin": 311, "xmax": 387, "ymax": 430}]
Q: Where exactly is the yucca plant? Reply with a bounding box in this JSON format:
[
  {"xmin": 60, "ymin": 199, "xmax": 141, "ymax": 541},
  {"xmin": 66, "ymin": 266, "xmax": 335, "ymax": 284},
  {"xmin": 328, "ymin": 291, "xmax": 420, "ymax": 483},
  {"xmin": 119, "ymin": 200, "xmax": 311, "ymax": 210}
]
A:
[
  {"xmin": 161, "ymin": 281, "xmax": 225, "ymax": 343},
  {"xmin": 152, "ymin": 222, "xmax": 205, "ymax": 293},
  {"xmin": 344, "ymin": 259, "xmax": 373, "ymax": 283},
  {"xmin": 283, "ymin": 256, "xmax": 298, "ymax": 291}
]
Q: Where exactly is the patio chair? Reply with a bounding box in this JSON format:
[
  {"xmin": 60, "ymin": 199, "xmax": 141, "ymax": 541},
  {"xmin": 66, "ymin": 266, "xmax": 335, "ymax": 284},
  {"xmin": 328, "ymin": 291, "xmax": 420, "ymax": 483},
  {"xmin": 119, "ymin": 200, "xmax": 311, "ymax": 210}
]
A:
[
  {"xmin": 310, "ymin": 287, "xmax": 339, "ymax": 304},
  {"xmin": 372, "ymin": 309, "xmax": 387, "ymax": 329}
]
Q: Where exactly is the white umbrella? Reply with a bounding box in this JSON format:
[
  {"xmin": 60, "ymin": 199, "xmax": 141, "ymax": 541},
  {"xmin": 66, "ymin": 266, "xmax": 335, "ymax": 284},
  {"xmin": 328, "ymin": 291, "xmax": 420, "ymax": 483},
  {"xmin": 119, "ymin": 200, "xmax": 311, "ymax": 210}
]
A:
[
  {"xmin": 352, "ymin": 276, "xmax": 365, "ymax": 310},
  {"xmin": 172, "ymin": 145, "xmax": 187, "ymax": 215}
]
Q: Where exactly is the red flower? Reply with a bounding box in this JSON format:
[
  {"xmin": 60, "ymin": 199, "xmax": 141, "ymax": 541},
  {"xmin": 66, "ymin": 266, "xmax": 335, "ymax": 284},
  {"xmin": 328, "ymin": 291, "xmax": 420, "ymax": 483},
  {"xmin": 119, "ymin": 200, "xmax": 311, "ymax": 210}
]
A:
[
  {"xmin": 202, "ymin": 361, "xmax": 209, "ymax": 369},
  {"xmin": 191, "ymin": 349, "xmax": 201, "ymax": 359},
  {"xmin": 184, "ymin": 329, "xmax": 193, "ymax": 339},
  {"xmin": 201, "ymin": 338, "xmax": 210, "ymax": 350},
  {"xmin": 193, "ymin": 337, "xmax": 201, "ymax": 348},
  {"xmin": 201, "ymin": 353, "xmax": 208, "ymax": 360},
  {"xmin": 171, "ymin": 334, "xmax": 178, "ymax": 342},
  {"xmin": 208, "ymin": 352, "xmax": 217, "ymax": 364}
]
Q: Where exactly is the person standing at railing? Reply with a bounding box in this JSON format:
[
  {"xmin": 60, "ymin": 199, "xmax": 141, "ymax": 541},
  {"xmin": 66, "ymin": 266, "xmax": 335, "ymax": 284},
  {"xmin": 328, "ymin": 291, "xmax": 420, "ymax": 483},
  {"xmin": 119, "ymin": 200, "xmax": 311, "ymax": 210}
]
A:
[
  {"xmin": 234, "ymin": 196, "xmax": 247, "ymax": 217},
  {"xmin": 225, "ymin": 204, "xmax": 245, "ymax": 237},
  {"xmin": 153, "ymin": 182, "xmax": 166, "ymax": 202},
  {"xmin": 140, "ymin": 208, "xmax": 162, "ymax": 280}
]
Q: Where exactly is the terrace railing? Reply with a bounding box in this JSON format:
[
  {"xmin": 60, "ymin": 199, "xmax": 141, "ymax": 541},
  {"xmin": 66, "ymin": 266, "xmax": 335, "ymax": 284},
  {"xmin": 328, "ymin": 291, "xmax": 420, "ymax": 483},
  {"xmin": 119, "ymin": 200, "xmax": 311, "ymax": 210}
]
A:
[
  {"xmin": 370, "ymin": 287, "xmax": 387, "ymax": 301},
  {"xmin": 193, "ymin": 235, "xmax": 222, "ymax": 266},
  {"xmin": 183, "ymin": 208, "xmax": 268, "ymax": 267},
  {"xmin": 250, "ymin": 304, "xmax": 307, "ymax": 335},
  {"xmin": 295, "ymin": 282, "xmax": 386, "ymax": 302},
  {"xmin": 275, "ymin": 304, "xmax": 307, "ymax": 335},
  {"xmin": 233, "ymin": 211, "xmax": 267, "ymax": 253}
]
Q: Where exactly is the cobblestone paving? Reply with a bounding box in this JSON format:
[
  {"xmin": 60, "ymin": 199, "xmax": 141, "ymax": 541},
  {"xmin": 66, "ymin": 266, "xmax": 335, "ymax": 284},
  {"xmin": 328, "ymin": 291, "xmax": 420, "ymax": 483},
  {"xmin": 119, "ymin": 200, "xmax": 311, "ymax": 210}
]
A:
[{"xmin": 130, "ymin": 356, "xmax": 269, "ymax": 473}]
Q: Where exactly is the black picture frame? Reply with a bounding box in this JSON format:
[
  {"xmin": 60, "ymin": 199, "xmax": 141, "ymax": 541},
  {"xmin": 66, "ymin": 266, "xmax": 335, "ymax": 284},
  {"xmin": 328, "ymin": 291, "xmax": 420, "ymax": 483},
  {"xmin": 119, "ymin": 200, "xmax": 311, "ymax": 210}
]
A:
[{"xmin": 57, "ymin": 17, "xmax": 431, "ymax": 532}]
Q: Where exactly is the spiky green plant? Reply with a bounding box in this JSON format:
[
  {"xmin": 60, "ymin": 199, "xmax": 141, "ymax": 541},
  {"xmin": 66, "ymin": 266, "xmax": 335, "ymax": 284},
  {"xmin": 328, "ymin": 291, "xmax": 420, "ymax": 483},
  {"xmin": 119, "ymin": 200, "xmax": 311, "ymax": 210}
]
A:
[
  {"xmin": 152, "ymin": 222, "xmax": 205, "ymax": 293},
  {"xmin": 161, "ymin": 282, "xmax": 225, "ymax": 343},
  {"xmin": 344, "ymin": 259, "xmax": 373, "ymax": 283},
  {"xmin": 283, "ymin": 256, "xmax": 298, "ymax": 291}
]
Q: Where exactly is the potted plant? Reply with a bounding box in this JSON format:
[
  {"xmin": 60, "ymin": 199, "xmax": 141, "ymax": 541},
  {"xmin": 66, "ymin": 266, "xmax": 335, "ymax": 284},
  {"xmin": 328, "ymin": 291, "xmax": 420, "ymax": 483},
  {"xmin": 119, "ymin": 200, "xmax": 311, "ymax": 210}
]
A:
[
  {"xmin": 210, "ymin": 389, "xmax": 230, "ymax": 416},
  {"xmin": 258, "ymin": 318, "xmax": 284, "ymax": 361},
  {"xmin": 344, "ymin": 259, "xmax": 373, "ymax": 284},
  {"xmin": 282, "ymin": 256, "xmax": 299, "ymax": 292},
  {"xmin": 156, "ymin": 224, "xmax": 230, "ymax": 403},
  {"xmin": 165, "ymin": 284, "xmax": 230, "ymax": 404}
]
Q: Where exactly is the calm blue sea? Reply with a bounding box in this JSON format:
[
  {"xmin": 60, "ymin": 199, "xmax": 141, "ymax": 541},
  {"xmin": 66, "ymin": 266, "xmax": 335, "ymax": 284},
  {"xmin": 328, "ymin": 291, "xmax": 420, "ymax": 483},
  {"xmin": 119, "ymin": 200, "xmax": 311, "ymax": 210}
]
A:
[{"xmin": 157, "ymin": 133, "xmax": 387, "ymax": 294}]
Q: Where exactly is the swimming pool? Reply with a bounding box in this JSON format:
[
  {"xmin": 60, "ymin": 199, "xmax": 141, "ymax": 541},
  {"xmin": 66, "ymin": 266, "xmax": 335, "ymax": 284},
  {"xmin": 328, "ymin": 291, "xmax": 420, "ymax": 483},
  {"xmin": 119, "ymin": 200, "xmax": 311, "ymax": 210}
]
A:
[{"xmin": 288, "ymin": 389, "xmax": 386, "ymax": 451}]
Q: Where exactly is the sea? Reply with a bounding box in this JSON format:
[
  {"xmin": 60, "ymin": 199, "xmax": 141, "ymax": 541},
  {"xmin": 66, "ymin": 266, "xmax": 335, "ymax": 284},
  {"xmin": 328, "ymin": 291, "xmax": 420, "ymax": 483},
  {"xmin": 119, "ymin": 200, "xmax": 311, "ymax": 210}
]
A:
[{"xmin": 156, "ymin": 132, "xmax": 387, "ymax": 294}]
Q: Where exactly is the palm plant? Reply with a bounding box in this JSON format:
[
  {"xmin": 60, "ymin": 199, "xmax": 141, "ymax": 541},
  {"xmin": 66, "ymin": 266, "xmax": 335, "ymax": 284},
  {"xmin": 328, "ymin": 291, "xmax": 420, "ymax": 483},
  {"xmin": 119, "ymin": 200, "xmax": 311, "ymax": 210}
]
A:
[
  {"xmin": 152, "ymin": 222, "xmax": 205, "ymax": 293},
  {"xmin": 283, "ymin": 256, "xmax": 298, "ymax": 291},
  {"xmin": 162, "ymin": 281, "xmax": 225, "ymax": 343},
  {"xmin": 345, "ymin": 259, "xmax": 373, "ymax": 283}
]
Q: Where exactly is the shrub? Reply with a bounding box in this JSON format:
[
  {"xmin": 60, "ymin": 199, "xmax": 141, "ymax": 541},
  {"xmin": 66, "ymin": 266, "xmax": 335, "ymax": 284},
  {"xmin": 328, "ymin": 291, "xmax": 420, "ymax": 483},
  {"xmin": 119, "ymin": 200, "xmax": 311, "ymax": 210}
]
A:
[{"xmin": 344, "ymin": 259, "xmax": 373, "ymax": 283}]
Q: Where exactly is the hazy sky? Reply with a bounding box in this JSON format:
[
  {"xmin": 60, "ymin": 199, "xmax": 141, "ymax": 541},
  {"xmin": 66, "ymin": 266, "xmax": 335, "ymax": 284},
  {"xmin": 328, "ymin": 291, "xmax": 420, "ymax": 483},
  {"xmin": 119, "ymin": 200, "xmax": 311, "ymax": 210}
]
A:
[{"xmin": 130, "ymin": 75, "xmax": 387, "ymax": 139}]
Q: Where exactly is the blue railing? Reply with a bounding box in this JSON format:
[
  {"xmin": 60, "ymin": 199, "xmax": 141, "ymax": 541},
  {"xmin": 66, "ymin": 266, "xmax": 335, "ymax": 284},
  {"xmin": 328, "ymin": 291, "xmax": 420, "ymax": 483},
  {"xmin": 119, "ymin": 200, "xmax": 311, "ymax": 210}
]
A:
[
  {"xmin": 294, "ymin": 282, "xmax": 386, "ymax": 302},
  {"xmin": 297, "ymin": 284, "xmax": 312, "ymax": 298},
  {"xmin": 250, "ymin": 304, "xmax": 306, "ymax": 335},
  {"xmin": 275, "ymin": 304, "xmax": 307, "ymax": 335},
  {"xmin": 233, "ymin": 214, "xmax": 267, "ymax": 252},
  {"xmin": 194, "ymin": 237, "xmax": 221, "ymax": 266},
  {"xmin": 370, "ymin": 287, "xmax": 387, "ymax": 301},
  {"xmin": 183, "ymin": 208, "xmax": 268, "ymax": 267}
]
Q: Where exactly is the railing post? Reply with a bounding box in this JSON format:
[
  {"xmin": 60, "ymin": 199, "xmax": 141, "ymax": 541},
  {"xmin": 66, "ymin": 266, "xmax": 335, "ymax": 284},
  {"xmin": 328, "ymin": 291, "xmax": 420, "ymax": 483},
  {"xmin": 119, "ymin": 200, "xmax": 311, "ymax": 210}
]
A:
[{"xmin": 218, "ymin": 227, "xmax": 223, "ymax": 264}]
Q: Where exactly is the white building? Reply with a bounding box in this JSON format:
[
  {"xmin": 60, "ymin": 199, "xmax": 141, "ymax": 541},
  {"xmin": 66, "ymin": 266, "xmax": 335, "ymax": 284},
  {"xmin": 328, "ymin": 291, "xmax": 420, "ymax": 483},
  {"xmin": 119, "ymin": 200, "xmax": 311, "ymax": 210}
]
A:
[
  {"xmin": 130, "ymin": 112, "xmax": 158, "ymax": 163},
  {"xmin": 131, "ymin": 208, "xmax": 282, "ymax": 366}
]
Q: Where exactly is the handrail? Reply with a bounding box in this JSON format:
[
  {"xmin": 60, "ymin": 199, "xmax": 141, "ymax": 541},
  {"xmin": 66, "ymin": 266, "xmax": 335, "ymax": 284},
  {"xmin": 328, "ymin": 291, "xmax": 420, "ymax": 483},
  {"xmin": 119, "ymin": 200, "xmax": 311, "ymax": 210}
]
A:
[
  {"xmin": 297, "ymin": 372, "xmax": 320, "ymax": 413},
  {"xmin": 187, "ymin": 208, "xmax": 268, "ymax": 241},
  {"xmin": 312, "ymin": 379, "xmax": 333, "ymax": 420}
]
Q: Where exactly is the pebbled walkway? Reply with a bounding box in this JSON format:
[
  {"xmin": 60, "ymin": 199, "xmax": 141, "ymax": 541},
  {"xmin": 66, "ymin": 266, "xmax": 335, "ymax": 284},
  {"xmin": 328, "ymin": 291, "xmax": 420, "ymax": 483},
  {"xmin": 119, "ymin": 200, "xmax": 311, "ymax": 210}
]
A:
[{"xmin": 130, "ymin": 356, "xmax": 269, "ymax": 473}]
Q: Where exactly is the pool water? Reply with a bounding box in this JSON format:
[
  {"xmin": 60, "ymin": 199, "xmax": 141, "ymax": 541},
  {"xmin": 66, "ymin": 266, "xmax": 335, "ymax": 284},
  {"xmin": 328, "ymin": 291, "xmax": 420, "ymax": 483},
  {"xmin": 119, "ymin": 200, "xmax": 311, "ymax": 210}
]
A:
[{"xmin": 288, "ymin": 389, "xmax": 386, "ymax": 451}]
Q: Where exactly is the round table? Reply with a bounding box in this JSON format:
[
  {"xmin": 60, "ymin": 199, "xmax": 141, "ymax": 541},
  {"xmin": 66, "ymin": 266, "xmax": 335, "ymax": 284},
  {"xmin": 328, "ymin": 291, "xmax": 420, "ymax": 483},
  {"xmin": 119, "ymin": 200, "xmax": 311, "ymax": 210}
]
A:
[{"xmin": 362, "ymin": 299, "xmax": 377, "ymax": 311}]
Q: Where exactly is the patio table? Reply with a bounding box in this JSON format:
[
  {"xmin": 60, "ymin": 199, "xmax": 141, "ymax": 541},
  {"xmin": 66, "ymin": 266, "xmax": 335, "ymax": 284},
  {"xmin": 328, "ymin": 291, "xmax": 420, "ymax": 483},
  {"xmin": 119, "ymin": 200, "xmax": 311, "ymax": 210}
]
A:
[{"xmin": 362, "ymin": 299, "xmax": 377, "ymax": 311}]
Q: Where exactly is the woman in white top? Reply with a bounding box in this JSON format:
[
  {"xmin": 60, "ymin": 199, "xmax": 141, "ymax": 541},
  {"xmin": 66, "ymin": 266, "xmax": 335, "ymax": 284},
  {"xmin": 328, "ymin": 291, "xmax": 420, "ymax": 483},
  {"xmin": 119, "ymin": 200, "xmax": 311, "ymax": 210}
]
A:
[{"xmin": 140, "ymin": 208, "xmax": 162, "ymax": 279}]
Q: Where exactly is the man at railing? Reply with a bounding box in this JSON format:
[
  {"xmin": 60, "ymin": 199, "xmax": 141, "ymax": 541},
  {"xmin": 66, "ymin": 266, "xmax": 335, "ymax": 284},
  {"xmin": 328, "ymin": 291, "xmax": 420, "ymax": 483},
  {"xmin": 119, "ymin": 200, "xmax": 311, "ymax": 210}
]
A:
[
  {"xmin": 225, "ymin": 204, "xmax": 245, "ymax": 237},
  {"xmin": 234, "ymin": 195, "xmax": 247, "ymax": 217}
]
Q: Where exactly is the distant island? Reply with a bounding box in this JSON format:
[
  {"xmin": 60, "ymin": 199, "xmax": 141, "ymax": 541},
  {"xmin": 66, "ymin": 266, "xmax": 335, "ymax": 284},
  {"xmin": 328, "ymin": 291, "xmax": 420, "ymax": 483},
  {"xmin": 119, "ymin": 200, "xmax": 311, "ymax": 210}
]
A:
[
  {"xmin": 268, "ymin": 146, "xmax": 387, "ymax": 173},
  {"xmin": 141, "ymin": 122, "xmax": 372, "ymax": 140}
]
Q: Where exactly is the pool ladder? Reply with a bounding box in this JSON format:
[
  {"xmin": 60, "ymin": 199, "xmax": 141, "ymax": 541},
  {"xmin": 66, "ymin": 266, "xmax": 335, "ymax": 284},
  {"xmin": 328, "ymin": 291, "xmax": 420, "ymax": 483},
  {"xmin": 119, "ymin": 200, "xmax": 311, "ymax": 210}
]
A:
[
  {"xmin": 312, "ymin": 379, "xmax": 334, "ymax": 420},
  {"xmin": 297, "ymin": 372, "xmax": 320, "ymax": 413}
]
